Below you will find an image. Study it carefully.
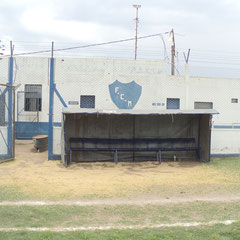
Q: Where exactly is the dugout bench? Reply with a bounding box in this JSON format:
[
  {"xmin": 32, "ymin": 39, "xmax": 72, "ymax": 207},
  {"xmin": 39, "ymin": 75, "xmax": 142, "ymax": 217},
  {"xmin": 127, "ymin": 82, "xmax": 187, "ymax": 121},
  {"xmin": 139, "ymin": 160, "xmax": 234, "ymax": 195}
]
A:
[{"xmin": 69, "ymin": 137, "xmax": 201, "ymax": 165}]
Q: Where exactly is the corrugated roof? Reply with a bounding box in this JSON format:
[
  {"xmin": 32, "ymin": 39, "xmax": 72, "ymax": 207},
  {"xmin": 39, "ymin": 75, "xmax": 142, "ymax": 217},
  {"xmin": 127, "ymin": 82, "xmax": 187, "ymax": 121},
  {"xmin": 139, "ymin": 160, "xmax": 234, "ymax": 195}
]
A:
[{"xmin": 62, "ymin": 107, "xmax": 218, "ymax": 115}]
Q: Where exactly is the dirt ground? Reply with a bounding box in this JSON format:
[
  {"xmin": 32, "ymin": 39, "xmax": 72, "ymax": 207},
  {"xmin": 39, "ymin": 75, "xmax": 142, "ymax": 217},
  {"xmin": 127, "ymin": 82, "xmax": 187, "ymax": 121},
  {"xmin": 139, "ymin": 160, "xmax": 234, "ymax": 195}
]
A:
[{"xmin": 0, "ymin": 140, "xmax": 239, "ymax": 201}]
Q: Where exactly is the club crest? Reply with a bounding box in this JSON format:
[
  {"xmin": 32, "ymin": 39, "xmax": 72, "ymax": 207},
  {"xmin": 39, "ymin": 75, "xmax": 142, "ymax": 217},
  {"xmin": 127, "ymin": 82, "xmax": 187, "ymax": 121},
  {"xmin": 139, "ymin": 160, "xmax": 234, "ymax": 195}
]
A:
[{"xmin": 109, "ymin": 80, "xmax": 142, "ymax": 109}]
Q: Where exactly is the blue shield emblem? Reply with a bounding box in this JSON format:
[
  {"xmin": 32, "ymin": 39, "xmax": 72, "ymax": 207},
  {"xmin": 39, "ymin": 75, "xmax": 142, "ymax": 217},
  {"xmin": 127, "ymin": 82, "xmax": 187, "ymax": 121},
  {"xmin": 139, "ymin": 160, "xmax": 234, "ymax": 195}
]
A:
[{"xmin": 109, "ymin": 80, "xmax": 142, "ymax": 109}]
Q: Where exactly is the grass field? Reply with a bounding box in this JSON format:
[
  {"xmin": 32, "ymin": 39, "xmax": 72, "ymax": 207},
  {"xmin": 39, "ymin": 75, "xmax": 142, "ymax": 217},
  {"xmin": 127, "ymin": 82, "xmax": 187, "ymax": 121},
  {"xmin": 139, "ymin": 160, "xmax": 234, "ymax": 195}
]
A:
[
  {"xmin": 0, "ymin": 140, "xmax": 240, "ymax": 239},
  {"xmin": 0, "ymin": 202, "xmax": 240, "ymax": 227},
  {"xmin": 1, "ymin": 223, "xmax": 240, "ymax": 240}
]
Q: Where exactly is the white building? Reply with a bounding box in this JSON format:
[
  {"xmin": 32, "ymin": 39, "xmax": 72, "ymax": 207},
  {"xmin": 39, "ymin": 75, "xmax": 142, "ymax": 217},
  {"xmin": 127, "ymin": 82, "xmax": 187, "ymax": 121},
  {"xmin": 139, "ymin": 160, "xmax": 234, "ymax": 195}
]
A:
[{"xmin": 0, "ymin": 56, "xmax": 239, "ymax": 159}]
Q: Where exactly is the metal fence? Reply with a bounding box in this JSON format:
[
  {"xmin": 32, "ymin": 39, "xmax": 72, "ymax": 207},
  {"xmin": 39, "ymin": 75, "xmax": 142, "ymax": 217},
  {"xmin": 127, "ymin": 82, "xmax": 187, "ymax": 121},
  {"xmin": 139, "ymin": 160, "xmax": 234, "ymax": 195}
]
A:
[
  {"xmin": 16, "ymin": 91, "xmax": 40, "ymax": 139},
  {"xmin": 0, "ymin": 84, "xmax": 14, "ymax": 161},
  {"xmin": 0, "ymin": 44, "xmax": 14, "ymax": 161}
]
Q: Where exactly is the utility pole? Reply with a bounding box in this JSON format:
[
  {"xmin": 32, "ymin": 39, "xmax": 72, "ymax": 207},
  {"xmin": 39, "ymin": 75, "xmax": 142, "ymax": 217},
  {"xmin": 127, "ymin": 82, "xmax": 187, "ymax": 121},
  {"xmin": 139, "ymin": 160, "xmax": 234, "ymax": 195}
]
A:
[
  {"xmin": 133, "ymin": 4, "xmax": 141, "ymax": 60},
  {"xmin": 169, "ymin": 29, "xmax": 175, "ymax": 75}
]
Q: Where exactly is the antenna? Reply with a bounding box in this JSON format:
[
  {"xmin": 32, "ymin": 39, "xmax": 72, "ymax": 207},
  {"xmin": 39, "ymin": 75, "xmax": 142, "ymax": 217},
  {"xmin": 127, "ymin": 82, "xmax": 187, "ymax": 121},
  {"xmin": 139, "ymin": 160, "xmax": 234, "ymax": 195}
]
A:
[
  {"xmin": 133, "ymin": 4, "xmax": 141, "ymax": 60},
  {"xmin": 183, "ymin": 49, "xmax": 191, "ymax": 64},
  {"xmin": 168, "ymin": 29, "xmax": 175, "ymax": 75}
]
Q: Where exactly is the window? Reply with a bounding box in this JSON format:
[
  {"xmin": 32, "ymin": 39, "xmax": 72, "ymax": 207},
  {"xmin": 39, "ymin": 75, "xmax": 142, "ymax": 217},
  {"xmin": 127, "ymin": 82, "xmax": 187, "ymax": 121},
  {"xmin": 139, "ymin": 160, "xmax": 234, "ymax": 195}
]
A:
[
  {"xmin": 167, "ymin": 98, "xmax": 180, "ymax": 109},
  {"xmin": 0, "ymin": 94, "xmax": 5, "ymax": 126},
  {"xmin": 194, "ymin": 102, "xmax": 213, "ymax": 109},
  {"xmin": 80, "ymin": 95, "xmax": 95, "ymax": 108},
  {"xmin": 231, "ymin": 98, "xmax": 238, "ymax": 103},
  {"xmin": 24, "ymin": 84, "xmax": 42, "ymax": 111}
]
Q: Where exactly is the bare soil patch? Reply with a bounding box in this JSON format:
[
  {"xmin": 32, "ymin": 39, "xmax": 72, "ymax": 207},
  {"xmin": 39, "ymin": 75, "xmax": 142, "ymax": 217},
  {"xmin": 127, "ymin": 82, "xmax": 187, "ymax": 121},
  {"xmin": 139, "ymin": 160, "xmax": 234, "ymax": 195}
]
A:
[{"xmin": 0, "ymin": 140, "xmax": 239, "ymax": 201}]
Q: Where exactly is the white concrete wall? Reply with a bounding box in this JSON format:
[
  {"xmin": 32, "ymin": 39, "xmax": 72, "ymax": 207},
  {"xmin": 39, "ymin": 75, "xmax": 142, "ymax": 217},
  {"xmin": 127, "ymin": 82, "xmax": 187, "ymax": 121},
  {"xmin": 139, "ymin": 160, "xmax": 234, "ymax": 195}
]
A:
[
  {"xmin": 187, "ymin": 76, "xmax": 240, "ymax": 124},
  {"xmin": 0, "ymin": 57, "xmax": 9, "ymax": 83},
  {"xmin": 0, "ymin": 126, "xmax": 8, "ymax": 155},
  {"xmin": 53, "ymin": 58, "xmax": 167, "ymax": 122},
  {"xmin": 53, "ymin": 127, "xmax": 61, "ymax": 155},
  {"xmin": 212, "ymin": 129, "xmax": 240, "ymax": 154}
]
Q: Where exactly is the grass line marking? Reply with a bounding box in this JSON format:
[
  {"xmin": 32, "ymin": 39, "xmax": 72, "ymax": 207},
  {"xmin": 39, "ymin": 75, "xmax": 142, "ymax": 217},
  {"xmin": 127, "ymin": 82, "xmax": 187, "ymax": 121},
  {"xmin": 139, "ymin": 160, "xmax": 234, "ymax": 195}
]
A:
[
  {"xmin": 1, "ymin": 196, "xmax": 240, "ymax": 206},
  {"xmin": 0, "ymin": 220, "xmax": 236, "ymax": 232}
]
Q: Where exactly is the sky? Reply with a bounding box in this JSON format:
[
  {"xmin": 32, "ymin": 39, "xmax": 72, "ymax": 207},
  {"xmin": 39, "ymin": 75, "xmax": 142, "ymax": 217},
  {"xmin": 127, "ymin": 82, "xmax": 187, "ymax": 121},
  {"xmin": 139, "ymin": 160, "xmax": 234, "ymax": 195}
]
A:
[{"xmin": 0, "ymin": 0, "xmax": 240, "ymax": 77}]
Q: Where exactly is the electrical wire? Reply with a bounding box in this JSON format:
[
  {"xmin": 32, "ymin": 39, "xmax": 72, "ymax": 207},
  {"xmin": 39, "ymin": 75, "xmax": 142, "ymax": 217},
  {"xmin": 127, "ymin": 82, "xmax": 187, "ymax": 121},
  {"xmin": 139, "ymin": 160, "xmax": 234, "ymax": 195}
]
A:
[
  {"xmin": 3, "ymin": 34, "xmax": 240, "ymax": 76},
  {"xmin": 6, "ymin": 32, "xmax": 169, "ymax": 57}
]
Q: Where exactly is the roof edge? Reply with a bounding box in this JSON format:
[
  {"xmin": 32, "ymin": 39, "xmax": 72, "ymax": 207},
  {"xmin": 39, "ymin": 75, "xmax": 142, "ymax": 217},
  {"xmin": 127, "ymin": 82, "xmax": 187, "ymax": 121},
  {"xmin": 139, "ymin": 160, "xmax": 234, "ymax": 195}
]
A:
[{"xmin": 62, "ymin": 108, "xmax": 219, "ymax": 115}]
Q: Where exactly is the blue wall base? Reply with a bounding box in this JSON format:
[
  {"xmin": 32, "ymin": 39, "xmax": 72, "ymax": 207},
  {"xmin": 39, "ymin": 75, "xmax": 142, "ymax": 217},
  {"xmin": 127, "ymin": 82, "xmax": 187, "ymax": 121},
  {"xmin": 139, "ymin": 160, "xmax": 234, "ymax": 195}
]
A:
[
  {"xmin": 211, "ymin": 154, "xmax": 240, "ymax": 158},
  {"xmin": 15, "ymin": 122, "xmax": 48, "ymax": 139},
  {"xmin": 15, "ymin": 122, "xmax": 61, "ymax": 139},
  {"xmin": 49, "ymin": 154, "xmax": 61, "ymax": 160},
  {"xmin": 0, "ymin": 153, "xmax": 13, "ymax": 160}
]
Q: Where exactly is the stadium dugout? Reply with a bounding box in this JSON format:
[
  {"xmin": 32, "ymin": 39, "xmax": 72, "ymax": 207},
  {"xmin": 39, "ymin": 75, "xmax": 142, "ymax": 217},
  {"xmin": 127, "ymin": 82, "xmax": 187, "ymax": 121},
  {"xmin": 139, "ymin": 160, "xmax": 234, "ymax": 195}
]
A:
[{"xmin": 61, "ymin": 108, "xmax": 218, "ymax": 166}]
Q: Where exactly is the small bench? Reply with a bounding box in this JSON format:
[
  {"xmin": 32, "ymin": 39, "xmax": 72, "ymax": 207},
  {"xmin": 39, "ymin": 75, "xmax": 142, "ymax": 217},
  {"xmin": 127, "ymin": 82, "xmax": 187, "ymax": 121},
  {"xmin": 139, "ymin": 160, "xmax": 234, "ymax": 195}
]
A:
[{"xmin": 69, "ymin": 137, "xmax": 201, "ymax": 165}]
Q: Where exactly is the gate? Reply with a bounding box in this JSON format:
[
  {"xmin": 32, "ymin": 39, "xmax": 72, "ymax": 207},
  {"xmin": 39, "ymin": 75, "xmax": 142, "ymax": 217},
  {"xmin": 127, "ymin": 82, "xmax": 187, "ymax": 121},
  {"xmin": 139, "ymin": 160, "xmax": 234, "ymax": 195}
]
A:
[
  {"xmin": 16, "ymin": 91, "xmax": 40, "ymax": 139},
  {"xmin": 0, "ymin": 85, "xmax": 13, "ymax": 161}
]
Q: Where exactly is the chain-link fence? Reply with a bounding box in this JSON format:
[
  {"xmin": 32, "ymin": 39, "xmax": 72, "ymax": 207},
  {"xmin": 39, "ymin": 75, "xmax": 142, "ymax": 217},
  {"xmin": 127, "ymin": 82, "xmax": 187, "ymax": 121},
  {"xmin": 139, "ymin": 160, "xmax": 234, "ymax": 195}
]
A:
[
  {"xmin": 16, "ymin": 91, "xmax": 40, "ymax": 138},
  {"xmin": 0, "ymin": 40, "xmax": 239, "ymax": 161},
  {"xmin": 13, "ymin": 57, "xmax": 49, "ymax": 139},
  {"xmin": 0, "ymin": 55, "xmax": 14, "ymax": 161},
  {"xmin": 0, "ymin": 83, "xmax": 14, "ymax": 161}
]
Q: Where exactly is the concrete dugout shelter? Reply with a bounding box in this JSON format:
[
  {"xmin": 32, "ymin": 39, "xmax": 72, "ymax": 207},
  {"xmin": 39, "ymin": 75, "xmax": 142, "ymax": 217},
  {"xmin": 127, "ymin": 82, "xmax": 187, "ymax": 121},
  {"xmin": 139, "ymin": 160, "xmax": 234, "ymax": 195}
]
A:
[{"xmin": 61, "ymin": 108, "xmax": 218, "ymax": 166}]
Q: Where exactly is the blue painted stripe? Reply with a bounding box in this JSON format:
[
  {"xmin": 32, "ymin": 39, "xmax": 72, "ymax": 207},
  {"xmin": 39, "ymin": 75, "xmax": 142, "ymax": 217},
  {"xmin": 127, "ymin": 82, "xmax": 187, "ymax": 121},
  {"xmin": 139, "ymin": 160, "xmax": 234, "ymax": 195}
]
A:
[
  {"xmin": 0, "ymin": 153, "xmax": 12, "ymax": 159},
  {"xmin": 51, "ymin": 154, "xmax": 61, "ymax": 160},
  {"xmin": 7, "ymin": 56, "xmax": 13, "ymax": 158},
  {"xmin": 213, "ymin": 125, "xmax": 240, "ymax": 129},
  {"xmin": 48, "ymin": 57, "xmax": 54, "ymax": 160},
  {"xmin": 53, "ymin": 122, "xmax": 61, "ymax": 127},
  {"xmin": 211, "ymin": 154, "xmax": 240, "ymax": 157},
  {"xmin": 15, "ymin": 121, "xmax": 61, "ymax": 139},
  {"xmin": 15, "ymin": 122, "xmax": 49, "ymax": 139},
  {"xmin": 54, "ymin": 84, "xmax": 67, "ymax": 108}
]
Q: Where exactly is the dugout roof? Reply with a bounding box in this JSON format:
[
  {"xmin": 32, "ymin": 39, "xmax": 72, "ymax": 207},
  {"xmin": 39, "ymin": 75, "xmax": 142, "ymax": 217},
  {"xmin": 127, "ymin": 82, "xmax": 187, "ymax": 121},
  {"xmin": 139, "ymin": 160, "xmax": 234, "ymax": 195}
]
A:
[{"xmin": 62, "ymin": 107, "xmax": 218, "ymax": 115}]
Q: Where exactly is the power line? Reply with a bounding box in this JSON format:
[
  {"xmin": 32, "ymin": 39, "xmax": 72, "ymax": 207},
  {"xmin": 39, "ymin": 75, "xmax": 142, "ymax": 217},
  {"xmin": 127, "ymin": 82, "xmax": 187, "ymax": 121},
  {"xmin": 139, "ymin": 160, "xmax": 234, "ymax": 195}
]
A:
[{"xmin": 7, "ymin": 32, "xmax": 169, "ymax": 57}]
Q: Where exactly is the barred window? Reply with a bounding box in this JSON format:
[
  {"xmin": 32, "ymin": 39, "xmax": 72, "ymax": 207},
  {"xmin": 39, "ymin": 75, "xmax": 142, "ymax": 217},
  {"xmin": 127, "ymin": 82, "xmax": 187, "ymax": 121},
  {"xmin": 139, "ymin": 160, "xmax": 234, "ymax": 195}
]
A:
[
  {"xmin": 24, "ymin": 84, "xmax": 42, "ymax": 112},
  {"xmin": 231, "ymin": 98, "xmax": 238, "ymax": 103},
  {"xmin": 167, "ymin": 98, "xmax": 180, "ymax": 109},
  {"xmin": 80, "ymin": 95, "xmax": 95, "ymax": 108},
  {"xmin": 194, "ymin": 102, "xmax": 213, "ymax": 109}
]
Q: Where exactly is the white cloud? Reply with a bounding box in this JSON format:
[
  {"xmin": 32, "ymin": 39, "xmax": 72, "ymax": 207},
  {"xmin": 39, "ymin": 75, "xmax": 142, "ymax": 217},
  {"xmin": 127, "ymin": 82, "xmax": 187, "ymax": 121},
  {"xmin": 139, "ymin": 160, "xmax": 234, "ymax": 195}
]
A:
[
  {"xmin": 223, "ymin": 0, "xmax": 240, "ymax": 7},
  {"xmin": 20, "ymin": 6, "xmax": 133, "ymax": 43},
  {"xmin": 21, "ymin": 7, "xmax": 102, "ymax": 42}
]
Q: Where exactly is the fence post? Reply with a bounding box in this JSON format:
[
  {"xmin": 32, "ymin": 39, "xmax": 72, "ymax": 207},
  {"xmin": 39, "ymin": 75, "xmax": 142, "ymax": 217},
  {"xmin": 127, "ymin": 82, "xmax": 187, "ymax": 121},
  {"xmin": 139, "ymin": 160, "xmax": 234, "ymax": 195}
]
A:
[
  {"xmin": 48, "ymin": 42, "xmax": 54, "ymax": 160},
  {"xmin": 7, "ymin": 41, "xmax": 13, "ymax": 158}
]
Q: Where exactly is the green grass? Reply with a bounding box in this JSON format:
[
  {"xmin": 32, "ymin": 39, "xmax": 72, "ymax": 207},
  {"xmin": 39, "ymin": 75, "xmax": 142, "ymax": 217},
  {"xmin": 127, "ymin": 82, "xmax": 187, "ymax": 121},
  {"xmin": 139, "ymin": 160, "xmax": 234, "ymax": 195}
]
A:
[
  {"xmin": 0, "ymin": 201, "xmax": 239, "ymax": 228},
  {"xmin": 0, "ymin": 185, "xmax": 27, "ymax": 202},
  {"xmin": 0, "ymin": 222, "xmax": 240, "ymax": 240},
  {"xmin": 209, "ymin": 157, "xmax": 240, "ymax": 171}
]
